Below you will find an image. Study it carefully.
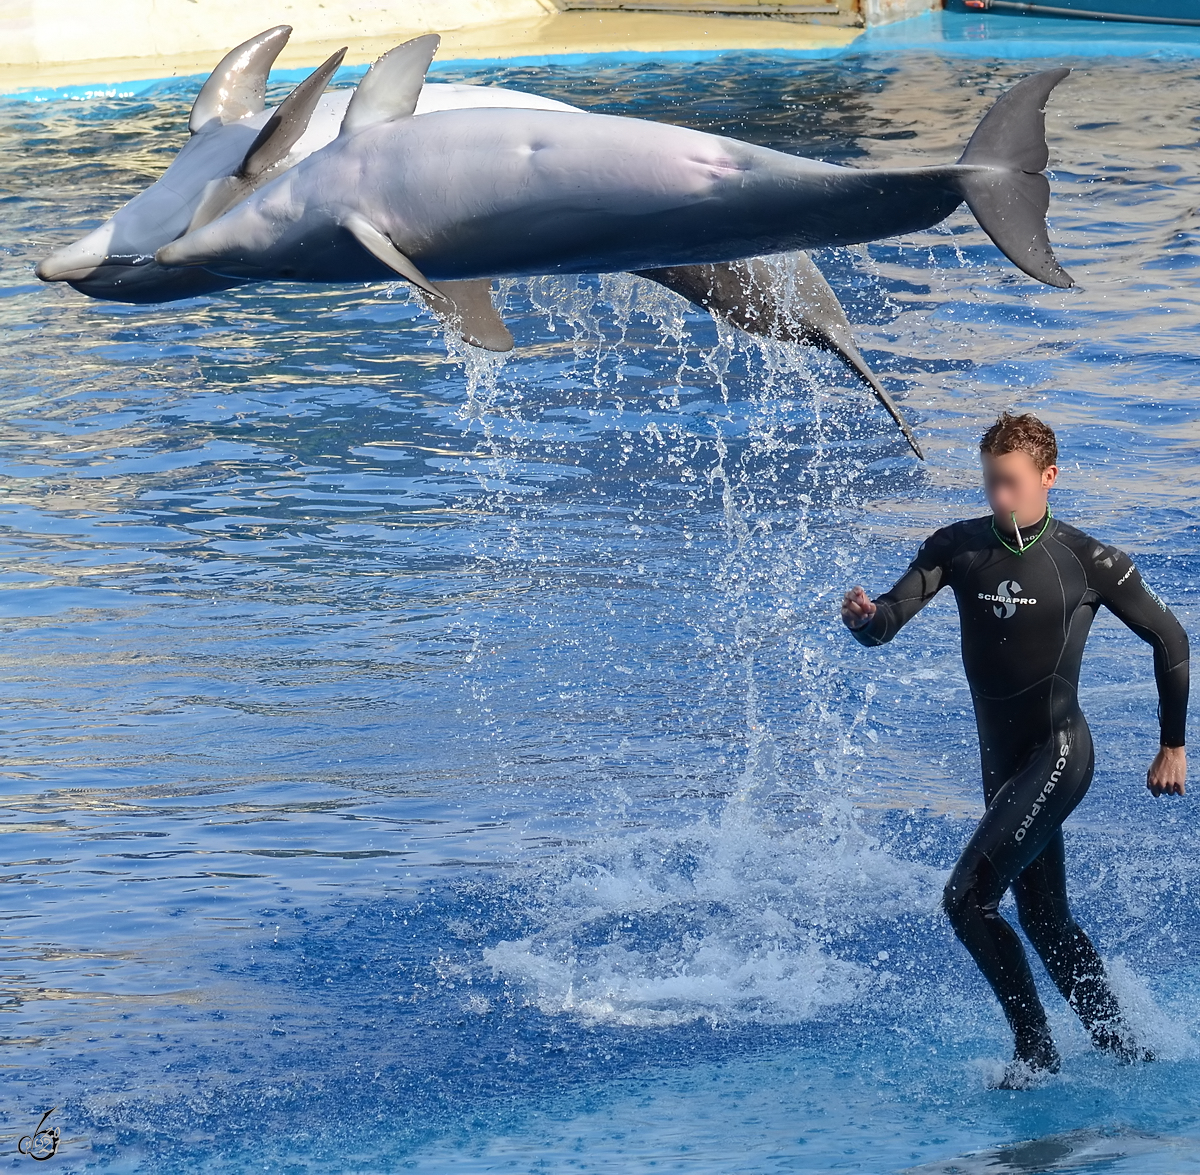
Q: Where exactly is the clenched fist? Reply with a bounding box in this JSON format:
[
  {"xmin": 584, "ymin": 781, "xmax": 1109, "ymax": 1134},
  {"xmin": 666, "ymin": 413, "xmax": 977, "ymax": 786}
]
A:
[
  {"xmin": 1147, "ymin": 745, "xmax": 1187, "ymax": 797},
  {"xmin": 842, "ymin": 586, "xmax": 876, "ymax": 632}
]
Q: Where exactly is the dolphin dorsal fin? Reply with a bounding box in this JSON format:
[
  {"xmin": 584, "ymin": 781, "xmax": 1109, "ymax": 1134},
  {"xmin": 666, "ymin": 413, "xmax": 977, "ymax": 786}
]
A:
[
  {"xmin": 340, "ymin": 35, "xmax": 440, "ymax": 137},
  {"xmin": 189, "ymin": 25, "xmax": 292, "ymax": 134},
  {"xmin": 185, "ymin": 47, "xmax": 346, "ymax": 233},
  {"xmin": 239, "ymin": 47, "xmax": 347, "ymax": 180}
]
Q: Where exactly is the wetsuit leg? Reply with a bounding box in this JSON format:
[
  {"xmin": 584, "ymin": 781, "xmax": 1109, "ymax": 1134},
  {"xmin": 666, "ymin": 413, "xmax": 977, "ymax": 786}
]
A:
[
  {"xmin": 1013, "ymin": 828, "xmax": 1134, "ymax": 1057},
  {"xmin": 942, "ymin": 715, "xmax": 1094, "ymax": 1068}
]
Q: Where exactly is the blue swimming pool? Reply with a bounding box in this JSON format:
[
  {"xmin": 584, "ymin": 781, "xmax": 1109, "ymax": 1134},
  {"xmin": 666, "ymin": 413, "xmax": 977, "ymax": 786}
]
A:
[{"xmin": 2, "ymin": 43, "xmax": 1200, "ymax": 1173}]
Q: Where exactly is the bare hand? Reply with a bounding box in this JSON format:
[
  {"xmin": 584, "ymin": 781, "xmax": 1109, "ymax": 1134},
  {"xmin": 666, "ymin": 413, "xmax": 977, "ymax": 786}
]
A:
[
  {"xmin": 1147, "ymin": 745, "xmax": 1187, "ymax": 797},
  {"xmin": 842, "ymin": 586, "xmax": 876, "ymax": 632}
]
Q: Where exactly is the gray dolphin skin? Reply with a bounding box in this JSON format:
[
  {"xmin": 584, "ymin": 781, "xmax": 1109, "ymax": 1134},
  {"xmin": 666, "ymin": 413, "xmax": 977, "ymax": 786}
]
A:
[
  {"xmin": 640, "ymin": 256, "xmax": 925, "ymax": 458},
  {"xmin": 156, "ymin": 39, "xmax": 1072, "ymax": 295},
  {"xmin": 34, "ymin": 27, "xmax": 579, "ymax": 304}
]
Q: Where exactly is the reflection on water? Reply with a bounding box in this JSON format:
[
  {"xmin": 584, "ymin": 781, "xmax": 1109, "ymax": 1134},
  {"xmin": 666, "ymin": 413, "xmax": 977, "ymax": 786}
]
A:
[
  {"xmin": 900, "ymin": 1127, "xmax": 1191, "ymax": 1174},
  {"xmin": 1, "ymin": 51, "xmax": 1200, "ymax": 1173}
]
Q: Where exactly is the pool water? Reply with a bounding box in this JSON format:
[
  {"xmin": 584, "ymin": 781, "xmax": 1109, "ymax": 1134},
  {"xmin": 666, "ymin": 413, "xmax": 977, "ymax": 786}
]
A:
[{"xmin": 2, "ymin": 49, "xmax": 1200, "ymax": 1174}]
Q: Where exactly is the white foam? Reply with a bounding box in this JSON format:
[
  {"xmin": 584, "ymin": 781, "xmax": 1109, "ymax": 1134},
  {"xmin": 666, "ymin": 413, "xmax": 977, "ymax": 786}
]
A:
[{"xmin": 483, "ymin": 799, "xmax": 943, "ymax": 1028}]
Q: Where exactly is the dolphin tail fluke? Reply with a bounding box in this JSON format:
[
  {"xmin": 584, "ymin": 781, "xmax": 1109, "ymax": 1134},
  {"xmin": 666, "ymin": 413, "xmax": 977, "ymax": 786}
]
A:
[
  {"xmin": 955, "ymin": 68, "xmax": 1073, "ymax": 289},
  {"xmin": 638, "ymin": 254, "xmax": 924, "ymax": 460}
]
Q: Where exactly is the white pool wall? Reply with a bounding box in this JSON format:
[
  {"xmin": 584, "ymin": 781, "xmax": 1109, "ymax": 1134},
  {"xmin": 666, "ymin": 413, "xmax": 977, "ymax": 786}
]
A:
[
  {"xmin": 1, "ymin": 0, "xmax": 558, "ymax": 65},
  {"xmin": 0, "ymin": 0, "xmax": 943, "ymax": 94}
]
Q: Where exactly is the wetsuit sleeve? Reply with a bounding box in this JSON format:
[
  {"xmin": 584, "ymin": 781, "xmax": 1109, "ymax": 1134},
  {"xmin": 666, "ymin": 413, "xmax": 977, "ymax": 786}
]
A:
[
  {"xmin": 850, "ymin": 527, "xmax": 955, "ymax": 648},
  {"xmin": 1090, "ymin": 545, "xmax": 1190, "ymax": 747}
]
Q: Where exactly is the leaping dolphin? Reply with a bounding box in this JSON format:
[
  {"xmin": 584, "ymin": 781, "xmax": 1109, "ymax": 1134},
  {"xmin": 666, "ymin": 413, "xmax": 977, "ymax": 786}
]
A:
[
  {"xmin": 156, "ymin": 39, "xmax": 1072, "ymax": 309},
  {"xmin": 151, "ymin": 37, "xmax": 1070, "ymax": 457},
  {"xmin": 33, "ymin": 26, "xmax": 580, "ymax": 304},
  {"xmin": 36, "ymin": 30, "xmax": 990, "ymax": 458}
]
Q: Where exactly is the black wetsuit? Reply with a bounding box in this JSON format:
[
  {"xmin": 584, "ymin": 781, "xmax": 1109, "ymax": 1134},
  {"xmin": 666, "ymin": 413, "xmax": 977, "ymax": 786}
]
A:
[{"xmin": 851, "ymin": 513, "xmax": 1189, "ymax": 1066}]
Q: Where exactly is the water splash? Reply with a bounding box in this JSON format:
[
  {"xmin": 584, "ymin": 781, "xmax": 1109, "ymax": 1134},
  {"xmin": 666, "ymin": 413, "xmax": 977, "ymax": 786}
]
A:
[
  {"xmin": 483, "ymin": 799, "xmax": 942, "ymax": 1028},
  {"xmin": 472, "ymin": 293, "xmax": 930, "ymax": 1031}
]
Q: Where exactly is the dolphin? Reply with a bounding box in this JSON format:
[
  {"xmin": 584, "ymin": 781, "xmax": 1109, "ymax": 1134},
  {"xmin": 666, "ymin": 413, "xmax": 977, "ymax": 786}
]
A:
[
  {"xmin": 34, "ymin": 26, "xmax": 580, "ymax": 304},
  {"xmin": 155, "ymin": 39, "xmax": 1072, "ymax": 304},
  {"xmin": 36, "ymin": 29, "xmax": 931, "ymax": 456},
  {"xmin": 152, "ymin": 38, "xmax": 1071, "ymax": 458},
  {"xmin": 640, "ymin": 256, "xmax": 924, "ymax": 457}
]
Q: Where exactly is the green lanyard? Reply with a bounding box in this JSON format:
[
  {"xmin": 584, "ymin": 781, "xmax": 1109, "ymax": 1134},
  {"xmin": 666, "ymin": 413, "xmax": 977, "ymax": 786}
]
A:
[{"xmin": 993, "ymin": 506, "xmax": 1052, "ymax": 557}]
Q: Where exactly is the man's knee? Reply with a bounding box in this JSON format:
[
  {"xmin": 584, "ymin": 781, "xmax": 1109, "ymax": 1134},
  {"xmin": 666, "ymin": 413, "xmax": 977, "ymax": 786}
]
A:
[
  {"xmin": 943, "ymin": 876, "xmax": 977, "ymax": 937},
  {"xmin": 1018, "ymin": 903, "xmax": 1064, "ymax": 949},
  {"xmin": 943, "ymin": 851, "xmax": 1001, "ymax": 935},
  {"xmin": 1017, "ymin": 906, "xmax": 1050, "ymax": 952}
]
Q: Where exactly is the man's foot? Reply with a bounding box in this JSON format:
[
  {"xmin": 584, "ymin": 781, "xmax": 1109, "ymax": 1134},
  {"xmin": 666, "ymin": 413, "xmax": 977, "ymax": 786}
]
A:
[
  {"xmin": 995, "ymin": 1058, "xmax": 1054, "ymax": 1090},
  {"xmin": 994, "ymin": 1029, "xmax": 1061, "ymax": 1090},
  {"xmin": 1091, "ymin": 1022, "xmax": 1154, "ymax": 1064}
]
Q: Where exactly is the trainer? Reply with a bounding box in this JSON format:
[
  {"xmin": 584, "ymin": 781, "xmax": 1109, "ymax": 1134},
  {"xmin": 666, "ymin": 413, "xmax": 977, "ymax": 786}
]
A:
[{"xmin": 841, "ymin": 412, "xmax": 1189, "ymax": 1085}]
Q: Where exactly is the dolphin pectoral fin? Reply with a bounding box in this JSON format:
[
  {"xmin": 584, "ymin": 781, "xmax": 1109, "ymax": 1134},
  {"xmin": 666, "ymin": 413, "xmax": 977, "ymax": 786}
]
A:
[
  {"xmin": 340, "ymin": 35, "xmax": 441, "ymax": 136},
  {"xmin": 341, "ymin": 223, "xmax": 512, "ymax": 351},
  {"xmin": 636, "ymin": 255, "xmax": 924, "ymax": 460},
  {"xmin": 187, "ymin": 174, "xmax": 248, "ymax": 234},
  {"xmin": 344, "ymin": 214, "xmax": 514, "ymax": 353},
  {"xmin": 189, "ymin": 25, "xmax": 292, "ymax": 134},
  {"xmin": 343, "ymin": 214, "xmax": 443, "ymax": 299},
  {"xmin": 954, "ymin": 68, "xmax": 1073, "ymax": 290},
  {"xmin": 423, "ymin": 280, "xmax": 514, "ymax": 352}
]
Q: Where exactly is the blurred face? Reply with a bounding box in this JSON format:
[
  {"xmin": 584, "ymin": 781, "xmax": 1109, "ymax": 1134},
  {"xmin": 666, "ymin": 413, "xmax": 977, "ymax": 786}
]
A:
[{"xmin": 981, "ymin": 448, "xmax": 1057, "ymax": 530}]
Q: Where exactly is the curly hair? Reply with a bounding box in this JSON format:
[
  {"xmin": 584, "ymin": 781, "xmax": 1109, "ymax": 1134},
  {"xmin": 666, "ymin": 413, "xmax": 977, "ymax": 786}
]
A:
[{"xmin": 979, "ymin": 412, "xmax": 1058, "ymax": 471}]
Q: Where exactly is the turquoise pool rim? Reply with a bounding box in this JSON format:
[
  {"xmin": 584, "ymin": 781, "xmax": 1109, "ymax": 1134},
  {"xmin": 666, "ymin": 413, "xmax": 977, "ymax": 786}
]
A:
[{"xmin": 6, "ymin": 10, "xmax": 1200, "ymax": 102}]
